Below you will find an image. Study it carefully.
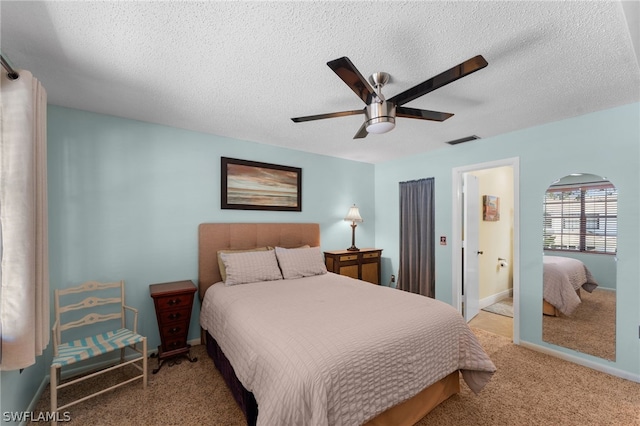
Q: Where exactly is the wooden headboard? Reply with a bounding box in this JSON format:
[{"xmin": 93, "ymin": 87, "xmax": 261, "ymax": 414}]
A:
[{"xmin": 198, "ymin": 223, "xmax": 321, "ymax": 299}]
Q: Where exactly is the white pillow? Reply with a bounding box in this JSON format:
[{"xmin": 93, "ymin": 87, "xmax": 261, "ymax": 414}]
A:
[
  {"xmin": 217, "ymin": 247, "xmax": 271, "ymax": 282},
  {"xmin": 275, "ymin": 246, "xmax": 327, "ymax": 279},
  {"xmin": 220, "ymin": 250, "xmax": 283, "ymax": 286}
]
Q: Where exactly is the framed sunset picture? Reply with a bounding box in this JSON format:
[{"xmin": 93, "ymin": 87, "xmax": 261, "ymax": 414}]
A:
[{"xmin": 221, "ymin": 157, "xmax": 302, "ymax": 211}]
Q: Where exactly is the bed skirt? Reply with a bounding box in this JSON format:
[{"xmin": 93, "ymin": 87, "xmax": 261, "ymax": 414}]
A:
[
  {"xmin": 205, "ymin": 332, "xmax": 258, "ymax": 425},
  {"xmin": 205, "ymin": 330, "xmax": 460, "ymax": 426}
]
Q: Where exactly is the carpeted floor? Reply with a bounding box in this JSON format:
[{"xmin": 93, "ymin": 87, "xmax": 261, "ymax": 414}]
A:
[
  {"xmin": 543, "ymin": 288, "xmax": 616, "ymax": 360},
  {"xmin": 31, "ymin": 328, "xmax": 640, "ymax": 425}
]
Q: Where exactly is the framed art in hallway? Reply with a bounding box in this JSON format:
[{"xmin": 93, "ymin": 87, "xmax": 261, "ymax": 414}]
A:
[
  {"xmin": 221, "ymin": 157, "xmax": 302, "ymax": 211},
  {"xmin": 483, "ymin": 195, "xmax": 500, "ymax": 221}
]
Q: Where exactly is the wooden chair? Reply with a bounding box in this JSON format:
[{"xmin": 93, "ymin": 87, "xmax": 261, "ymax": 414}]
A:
[{"xmin": 50, "ymin": 280, "xmax": 147, "ymax": 425}]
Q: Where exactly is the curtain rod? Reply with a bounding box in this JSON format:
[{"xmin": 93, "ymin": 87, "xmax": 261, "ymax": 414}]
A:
[{"xmin": 1, "ymin": 54, "xmax": 20, "ymax": 80}]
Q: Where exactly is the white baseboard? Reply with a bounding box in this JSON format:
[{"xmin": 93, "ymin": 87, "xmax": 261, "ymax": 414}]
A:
[
  {"xmin": 479, "ymin": 288, "xmax": 513, "ymax": 310},
  {"xmin": 520, "ymin": 340, "xmax": 640, "ymax": 383},
  {"xmin": 597, "ymin": 287, "xmax": 616, "ymax": 292},
  {"xmin": 21, "ymin": 376, "xmax": 50, "ymax": 426}
]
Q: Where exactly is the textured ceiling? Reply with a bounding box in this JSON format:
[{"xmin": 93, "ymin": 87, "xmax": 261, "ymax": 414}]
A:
[{"xmin": 1, "ymin": 1, "xmax": 639, "ymax": 164}]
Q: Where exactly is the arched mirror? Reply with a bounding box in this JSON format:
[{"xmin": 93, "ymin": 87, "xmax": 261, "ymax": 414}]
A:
[{"xmin": 542, "ymin": 173, "xmax": 616, "ymax": 361}]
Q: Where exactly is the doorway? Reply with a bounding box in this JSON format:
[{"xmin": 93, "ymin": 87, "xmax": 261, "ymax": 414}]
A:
[{"xmin": 452, "ymin": 157, "xmax": 520, "ymax": 343}]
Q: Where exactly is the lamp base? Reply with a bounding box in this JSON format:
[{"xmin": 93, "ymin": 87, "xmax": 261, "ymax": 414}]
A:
[{"xmin": 347, "ymin": 223, "xmax": 359, "ymax": 252}]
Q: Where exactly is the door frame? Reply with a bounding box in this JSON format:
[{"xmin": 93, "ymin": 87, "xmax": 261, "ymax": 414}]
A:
[{"xmin": 451, "ymin": 157, "xmax": 520, "ymax": 344}]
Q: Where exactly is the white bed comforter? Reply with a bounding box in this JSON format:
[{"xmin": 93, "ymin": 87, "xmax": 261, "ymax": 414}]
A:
[
  {"xmin": 543, "ymin": 255, "xmax": 599, "ymax": 316},
  {"xmin": 200, "ymin": 273, "xmax": 495, "ymax": 426}
]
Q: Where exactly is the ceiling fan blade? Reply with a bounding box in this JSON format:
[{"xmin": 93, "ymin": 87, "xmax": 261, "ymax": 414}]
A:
[
  {"xmin": 291, "ymin": 109, "xmax": 364, "ymax": 123},
  {"xmin": 396, "ymin": 106, "xmax": 454, "ymax": 122},
  {"xmin": 353, "ymin": 122, "xmax": 368, "ymax": 139},
  {"xmin": 389, "ymin": 55, "xmax": 488, "ymax": 106},
  {"xmin": 327, "ymin": 57, "xmax": 377, "ymax": 104}
]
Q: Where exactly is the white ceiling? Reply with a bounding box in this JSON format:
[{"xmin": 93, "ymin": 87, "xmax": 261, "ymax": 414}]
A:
[{"xmin": 2, "ymin": 1, "xmax": 639, "ymax": 164}]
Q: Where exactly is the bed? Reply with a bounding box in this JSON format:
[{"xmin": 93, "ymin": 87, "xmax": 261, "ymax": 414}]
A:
[
  {"xmin": 198, "ymin": 223, "xmax": 495, "ymax": 426},
  {"xmin": 542, "ymin": 255, "xmax": 599, "ymax": 317}
]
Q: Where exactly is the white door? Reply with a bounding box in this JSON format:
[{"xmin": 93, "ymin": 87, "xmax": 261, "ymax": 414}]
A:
[{"xmin": 463, "ymin": 173, "xmax": 481, "ymax": 321}]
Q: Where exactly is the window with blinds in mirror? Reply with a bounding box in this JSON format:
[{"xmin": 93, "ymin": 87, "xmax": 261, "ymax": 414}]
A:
[{"xmin": 543, "ymin": 177, "xmax": 617, "ymax": 254}]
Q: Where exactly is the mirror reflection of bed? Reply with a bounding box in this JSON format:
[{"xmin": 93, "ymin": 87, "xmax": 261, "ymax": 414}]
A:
[{"xmin": 542, "ymin": 173, "xmax": 617, "ymax": 361}]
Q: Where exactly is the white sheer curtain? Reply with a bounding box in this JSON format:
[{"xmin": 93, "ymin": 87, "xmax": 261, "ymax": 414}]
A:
[{"xmin": 0, "ymin": 69, "xmax": 49, "ymax": 370}]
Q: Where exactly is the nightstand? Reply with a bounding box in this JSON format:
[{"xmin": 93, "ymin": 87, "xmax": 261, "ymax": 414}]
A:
[
  {"xmin": 149, "ymin": 280, "xmax": 198, "ymax": 374},
  {"xmin": 324, "ymin": 248, "xmax": 383, "ymax": 285}
]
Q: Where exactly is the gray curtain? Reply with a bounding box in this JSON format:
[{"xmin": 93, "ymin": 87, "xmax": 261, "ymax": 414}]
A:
[{"xmin": 398, "ymin": 178, "xmax": 435, "ymax": 297}]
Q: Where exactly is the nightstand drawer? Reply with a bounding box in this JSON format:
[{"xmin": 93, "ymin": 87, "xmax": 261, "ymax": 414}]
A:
[
  {"xmin": 162, "ymin": 337, "xmax": 188, "ymax": 353},
  {"xmin": 363, "ymin": 252, "xmax": 379, "ymax": 259},
  {"xmin": 160, "ymin": 322, "xmax": 190, "ymax": 339},
  {"xmin": 153, "ymin": 293, "xmax": 194, "ymax": 311},
  {"xmin": 339, "ymin": 254, "xmax": 358, "ymax": 261},
  {"xmin": 156, "ymin": 307, "xmax": 191, "ymax": 326}
]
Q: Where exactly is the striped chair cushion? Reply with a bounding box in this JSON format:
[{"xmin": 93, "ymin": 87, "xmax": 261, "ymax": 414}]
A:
[{"xmin": 52, "ymin": 328, "xmax": 145, "ymax": 367}]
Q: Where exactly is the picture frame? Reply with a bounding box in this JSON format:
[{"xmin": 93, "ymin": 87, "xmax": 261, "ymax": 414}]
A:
[
  {"xmin": 483, "ymin": 195, "xmax": 500, "ymax": 221},
  {"xmin": 221, "ymin": 157, "xmax": 302, "ymax": 211}
]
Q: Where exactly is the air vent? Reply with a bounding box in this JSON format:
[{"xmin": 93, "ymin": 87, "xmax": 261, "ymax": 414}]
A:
[{"xmin": 446, "ymin": 135, "xmax": 480, "ymax": 145}]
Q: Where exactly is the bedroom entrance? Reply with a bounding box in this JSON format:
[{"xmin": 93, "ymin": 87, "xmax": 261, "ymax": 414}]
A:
[{"xmin": 451, "ymin": 158, "xmax": 520, "ymax": 343}]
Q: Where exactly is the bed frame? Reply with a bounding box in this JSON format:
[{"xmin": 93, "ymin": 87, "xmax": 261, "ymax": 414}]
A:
[
  {"xmin": 543, "ymin": 299, "xmax": 559, "ymax": 317},
  {"xmin": 543, "ymin": 289, "xmax": 581, "ymax": 317},
  {"xmin": 198, "ymin": 223, "xmax": 460, "ymax": 426}
]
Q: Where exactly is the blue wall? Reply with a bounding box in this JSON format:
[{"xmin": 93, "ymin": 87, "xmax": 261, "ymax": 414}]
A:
[
  {"xmin": 1, "ymin": 105, "xmax": 375, "ymax": 420},
  {"xmin": 374, "ymin": 102, "xmax": 640, "ymax": 377},
  {"xmin": 3, "ymin": 102, "xmax": 638, "ymax": 419},
  {"xmin": 0, "ymin": 362, "xmax": 47, "ymax": 424}
]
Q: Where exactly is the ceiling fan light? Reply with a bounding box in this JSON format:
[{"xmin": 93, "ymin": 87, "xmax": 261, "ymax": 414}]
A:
[
  {"xmin": 365, "ymin": 101, "xmax": 396, "ymax": 135},
  {"xmin": 366, "ymin": 117, "xmax": 396, "ymax": 134}
]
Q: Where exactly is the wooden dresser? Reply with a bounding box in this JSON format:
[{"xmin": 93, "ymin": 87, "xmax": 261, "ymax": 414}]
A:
[
  {"xmin": 149, "ymin": 280, "xmax": 197, "ymax": 373},
  {"xmin": 324, "ymin": 248, "xmax": 383, "ymax": 285}
]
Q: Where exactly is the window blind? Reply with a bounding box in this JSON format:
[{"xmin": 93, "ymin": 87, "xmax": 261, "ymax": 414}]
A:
[{"xmin": 543, "ymin": 184, "xmax": 617, "ymax": 254}]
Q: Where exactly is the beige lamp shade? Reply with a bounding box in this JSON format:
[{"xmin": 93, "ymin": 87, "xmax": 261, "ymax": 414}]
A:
[{"xmin": 344, "ymin": 205, "xmax": 363, "ymax": 222}]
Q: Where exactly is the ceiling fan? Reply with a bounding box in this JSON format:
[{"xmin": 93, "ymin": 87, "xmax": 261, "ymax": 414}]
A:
[{"xmin": 291, "ymin": 55, "xmax": 488, "ymax": 139}]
